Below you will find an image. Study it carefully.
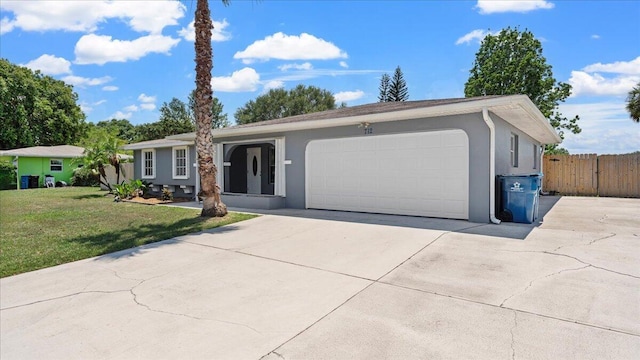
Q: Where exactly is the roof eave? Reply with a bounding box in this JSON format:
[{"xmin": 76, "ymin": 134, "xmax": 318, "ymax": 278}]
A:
[
  {"xmin": 123, "ymin": 140, "xmax": 194, "ymax": 150},
  {"xmin": 164, "ymin": 96, "xmax": 561, "ymax": 144}
]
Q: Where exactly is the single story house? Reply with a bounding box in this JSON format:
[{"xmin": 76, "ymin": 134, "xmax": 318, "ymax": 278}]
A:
[
  {"xmin": 123, "ymin": 95, "xmax": 561, "ymax": 223},
  {"xmin": 0, "ymin": 145, "xmax": 133, "ymax": 189},
  {"xmin": 0, "ymin": 145, "xmax": 85, "ymax": 188}
]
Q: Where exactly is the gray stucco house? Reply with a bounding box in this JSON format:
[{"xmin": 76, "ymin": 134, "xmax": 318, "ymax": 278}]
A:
[{"xmin": 123, "ymin": 95, "xmax": 561, "ymax": 223}]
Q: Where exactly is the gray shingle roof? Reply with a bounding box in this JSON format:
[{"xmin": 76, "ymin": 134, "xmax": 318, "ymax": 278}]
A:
[
  {"xmin": 0, "ymin": 145, "xmax": 85, "ymax": 158},
  {"xmin": 231, "ymin": 96, "xmax": 504, "ymax": 129}
]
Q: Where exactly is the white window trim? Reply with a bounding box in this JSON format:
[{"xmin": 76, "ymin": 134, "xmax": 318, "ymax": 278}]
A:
[
  {"xmin": 50, "ymin": 159, "xmax": 63, "ymax": 172},
  {"xmin": 172, "ymin": 146, "xmax": 189, "ymax": 180},
  {"xmin": 141, "ymin": 149, "xmax": 156, "ymax": 179}
]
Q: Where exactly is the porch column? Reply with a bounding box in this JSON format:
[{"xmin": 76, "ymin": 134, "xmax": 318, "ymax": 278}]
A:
[{"xmin": 275, "ymin": 137, "xmax": 286, "ymax": 196}]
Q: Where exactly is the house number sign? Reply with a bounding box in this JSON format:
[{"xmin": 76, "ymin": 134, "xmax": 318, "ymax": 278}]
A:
[{"xmin": 364, "ymin": 127, "xmax": 373, "ymax": 135}]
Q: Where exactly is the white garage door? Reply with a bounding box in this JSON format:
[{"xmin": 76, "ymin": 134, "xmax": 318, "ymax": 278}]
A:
[{"xmin": 305, "ymin": 130, "xmax": 469, "ymax": 219}]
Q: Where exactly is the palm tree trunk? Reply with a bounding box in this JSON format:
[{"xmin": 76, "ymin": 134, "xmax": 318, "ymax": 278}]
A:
[{"xmin": 195, "ymin": 0, "xmax": 227, "ymax": 217}]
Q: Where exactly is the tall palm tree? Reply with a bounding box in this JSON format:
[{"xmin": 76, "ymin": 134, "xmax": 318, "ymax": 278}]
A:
[
  {"xmin": 194, "ymin": 0, "xmax": 228, "ymax": 217},
  {"xmin": 626, "ymin": 82, "xmax": 640, "ymax": 123}
]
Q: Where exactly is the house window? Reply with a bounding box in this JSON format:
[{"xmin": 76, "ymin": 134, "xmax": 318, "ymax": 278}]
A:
[
  {"xmin": 533, "ymin": 145, "xmax": 538, "ymax": 169},
  {"xmin": 510, "ymin": 133, "xmax": 519, "ymax": 167},
  {"xmin": 268, "ymin": 146, "xmax": 275, "ymax": 184},
  {"xmin": 50, "ymin": 159, "xmax": 63, "ymax": 172},
  {"xmin": 172, "ymin": 146, "xmax": 189, "ymax": 179},
  {"xmin": 142, "ymin": 149, "xmax": 155, "ymax": 179}
]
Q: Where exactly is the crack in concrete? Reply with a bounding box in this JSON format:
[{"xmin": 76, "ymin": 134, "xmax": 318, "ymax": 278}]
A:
[
  {"xmin": 510, "ymin": 311, "xmax": 517, "ymax": 360},
  {"xmin": 552, "ymin": 232, "xmax": 617, "ymax": 252},
  {"xmin": 496, "ymin": 249, "xmax": 640, "ymax": 280},
  {"xmin": 0, "ymin": 290, "xmax": 131, "ymax": 311},
  {"xmin": 500, "ymin": 265, "xmax": 590, "ymax": 307},
  {"xmin": 126, "ymin": 272, "xmax": 263, "ymax": 335}
]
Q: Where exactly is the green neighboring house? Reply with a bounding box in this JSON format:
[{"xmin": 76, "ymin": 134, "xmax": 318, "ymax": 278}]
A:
[{"xmin": 0, "ymin": 145, "xmax": 85, "ymax": 189}]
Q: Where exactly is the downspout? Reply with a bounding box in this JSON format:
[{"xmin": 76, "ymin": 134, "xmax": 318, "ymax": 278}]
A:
[{"xmin": 482, "ymin": 108, "xmax": 501, "ymax": 224}]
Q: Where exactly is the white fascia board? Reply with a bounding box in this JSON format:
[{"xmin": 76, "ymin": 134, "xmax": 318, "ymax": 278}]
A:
[
  {"xmin": 515, "ymin": 97, "xmax": 563, "ymax": 144},
  {"xmin": 123, "ymin": 140, "xmax": 193, "ymax": 150}
]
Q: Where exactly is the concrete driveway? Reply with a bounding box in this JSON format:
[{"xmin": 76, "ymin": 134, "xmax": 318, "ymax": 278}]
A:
[{"xmin": 1, "ymin": 196, "xmax": 639, "ymax": 359}]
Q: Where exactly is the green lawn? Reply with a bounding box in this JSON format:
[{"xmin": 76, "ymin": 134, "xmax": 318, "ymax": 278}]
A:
[{"xmin": 0, "ymin": 187, "xmax": 257, "ymax": 277}]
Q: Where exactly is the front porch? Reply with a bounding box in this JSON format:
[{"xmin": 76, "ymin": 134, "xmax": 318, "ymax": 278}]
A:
[{"xmin": 213, "ymin": 138, "xmax": 287, "ymax": 209}]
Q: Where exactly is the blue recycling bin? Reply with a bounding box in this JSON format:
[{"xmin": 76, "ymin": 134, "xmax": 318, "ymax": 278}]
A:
[
  {"xmin": 20, "ymin": 175, "xmax": 29, "ymax": 189},
  {"xmin": 498, "ymin": 174, "xmax": 541, "ymax": 224}
]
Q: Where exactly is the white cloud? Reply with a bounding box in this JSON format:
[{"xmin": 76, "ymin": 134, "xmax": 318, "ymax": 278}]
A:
[
  {"xmin": 334, "ymin": 90, "xmax": 365, "ymax": 103},
  {"xmin": 62, "ymin": 75, "xmax": 112, "ymax": 87},
  {"xmin": 102, "ymin": 85, "xmax": 118, "ymax": 91},
  {"xmin": 591, "ymin": 34, "xmax": 601, "ymax": 40},
  {"xmin": 475, "ymin": 0, "xmax": 554, "ymax": 14},
  {"xmin": 339, "ymin": 61, "xmax": 348, "ymax": 68},
  {"xmin": 234, "ymin": 32, "xmax": 348, "ymax": 64},
  {"xmin": 263, "ymin": 80, "xmax": 284, "ymax": 91},
  {"xmin": 278, "ymin": 62, "xmax": 313, "ymax": 71},
  {"xmin": 138, "ymin": 93, "xmax": 156, "ymax": 103},
  {"xmin": 140, "ymin": 103, "xmax": 156, "ymax": 111},
  {"xmin": 211, "ymin": 67, "xmax": 260, "ymax": 92},
  {"xmin": 559, "ymin": 102, "xmax": 640, "ymax": 154},
  {"xmin": 22, "ymin": 54, "xmax": 72, "ymax": 75},
  {"xmin": 124, "ymin": 105, "xmax": 139, "ymax": 112},
  {"xmin": 74, "ymin": 34, "xmax": 180, "ymax": 65},
  {"xmin": 80, "ymin": 104, "xmax": 93, "ymax": 114},
  {"xmin": 110, "ymin": 111, "xmax": 133, "ymax": 120},
  {"xmin": 178, "ymin": 18, "xmax": 231, "ymax": 42},
  {"xmin": 455, "ymin": 29, "xmax": 498, "ymax": 45},
  {"xmin": 568, "ymin": 57, "xmax": 640, "ymax": 97},
  {"xmin": 582, "ymin": 56, "xmax": 640, "ymax": 75},
  {"xmin": 0, "ymin": 0, "xmax": 185, "ymax": 34},
  {"xmin": 568, "ymin": 72, "xmax": 639, "ymax": 97},
  {"xmin": 94, "ymin": 100, "xmax": 107, "ymax": 106},
  {"xmin": 0, "ymin": 17, "xmax": 15, "ymax": 34}
]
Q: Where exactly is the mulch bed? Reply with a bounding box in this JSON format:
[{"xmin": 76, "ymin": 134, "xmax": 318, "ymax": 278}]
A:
[{"xmin": 122, "ymin": 196, "xmax": 194, "ymax": 205}]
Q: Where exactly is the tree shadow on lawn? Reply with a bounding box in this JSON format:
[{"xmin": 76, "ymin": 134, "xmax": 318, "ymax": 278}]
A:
[
  {"xmin": 64, "ymin": 217, "xmax": 242, "ymax": 260},
  {"xmin": 71, "ymin": 193, "xmax": 108, "ymax": 200}
]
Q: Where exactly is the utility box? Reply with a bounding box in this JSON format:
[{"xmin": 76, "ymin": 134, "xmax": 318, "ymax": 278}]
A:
[{"xmin": 498, "ymin": 174, "xmax": 541, "ymax": 224}]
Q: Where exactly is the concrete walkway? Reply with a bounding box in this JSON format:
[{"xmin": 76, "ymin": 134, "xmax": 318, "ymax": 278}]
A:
[{"xmin": 1, "ymin": 196, "xmax": 639, "ymax": 359}]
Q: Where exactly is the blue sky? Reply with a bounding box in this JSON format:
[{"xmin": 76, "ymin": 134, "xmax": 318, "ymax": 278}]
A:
[{"xmin": 1, "ymin": 0, "xmax": 639, "ymax": 154}]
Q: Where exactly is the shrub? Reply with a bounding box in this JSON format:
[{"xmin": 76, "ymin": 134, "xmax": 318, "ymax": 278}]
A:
[
  {"xmin": 113, "ymin": 182, "xmax": 133, "ymax": 199},
  {"xmin": 71, "ymin": 167, "xmax": 100, "ymax": 187},
  {"xmin": 161, "ymin": 188, "xmax": 173, "ymax": 201},
  {"xmin": 0, "ymin": 161, "xmax": 17, "ymax": 190}
]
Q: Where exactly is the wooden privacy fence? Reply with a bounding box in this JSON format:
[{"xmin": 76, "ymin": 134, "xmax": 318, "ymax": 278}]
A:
[
  {"xmin": 543, "ymin": 153, "xmax": 639, "ymax": 198},
  {"xmin": 100, "ymin": 162, "xmax": 134, "ymax": 190}
]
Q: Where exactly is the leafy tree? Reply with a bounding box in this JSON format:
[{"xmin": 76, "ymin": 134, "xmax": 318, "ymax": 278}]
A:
[
  {"xmin": 0, "ymin": 58, "xmax": 86, "ymax": 150},
  {"xmin": 464, "ymin": 27, "xmax": 580, "ymax": 153},
  {"xmin": 95, "ymin": 118, "xmax": 138, "ymax": 143},
  {"xmin": 135, "ymin": 98, "xmax": 195, "ymax": 141},
  {"xmin": 378, "ymin": 73, "xmax": 391, "ymax": 102},
  {"xmin": 626, "ymin": 82, "xmax": 640, "ymax": 123},
  {"xmin": 194, "ymin": 0, "xmax": 228, "ymax": 217},
  {"xmin": 188, "ymin": 90, "xmax": 229, "ymax": 128},
  {"xmin": 389, "ymin": 66, "xmax": 409, "ymax": 102},
  {"xmin": 235, "ymin": 84, "xmax": 336, "ymax": 125},
  {"xmin": 545, "ymin": 147, "xmax": 569, "ymax": 155}
]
